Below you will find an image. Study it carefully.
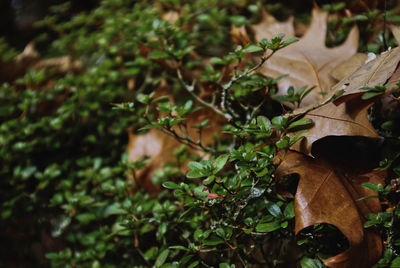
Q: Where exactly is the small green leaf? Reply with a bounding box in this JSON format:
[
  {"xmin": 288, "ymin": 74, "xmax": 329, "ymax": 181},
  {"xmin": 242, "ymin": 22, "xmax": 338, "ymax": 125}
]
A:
[
  {"xmin": 188, "ymin": 161, "xmax": 203, "ymax": 170},
  {"xmin": 280, "ymin": 37, "xmax": 298, "ymax": 48},
  {"xmin": 203, "ymin": 175, "xmax": 215, "ymax": 185},
  {"xmin": 361, "ymin": 182, "xmax": 379, "ymax": 192},
  {"xmin": 216, "ymin": 227, "xmax": 225, "ymax": 238},
  {"xmin": 362, "ymin": 91, "xmax": 384, "ymax": 100},
  {"xmin": 150, "ymin": 50, "xmax": 169, "ymax": 59},
  {"xmin": 162, "ymin": 181, "xmax": 180, "ymax": 190},
  {"xmin": 287, "ymin": 118, "xmax": 314, "ymax": 131},
  {"xmin": 276, "ymin": 136, "xmax": 290, "ymax": 149},
  {"xmin": 300, "ymin": 257, "xmax": 323, "ymax": 268},
  {"xmin": 214, "ymin": 154, "xmax": 229, "ymax": 172},
  {"xmin": 186, "ymin": 170, "xmax": 204, "ymax": 178},
  {"xmin": 266, "ymin": 202, "xmax": 282, "ymax": 217},
  {"xmin": 210, "ymin": 57, "xmax": 225, "ymax": 64},
  {"xmin": 187, "ymin": 261, "xmax": 199, "ymax": 268},
  {"xmin": 284, "ymin": 202, "xmax": 295, "ymax": 219},
  {"xmin": 391, "ymin": 257, "xmax": 400, "ymax": 267},
  {"xmin": 272, "ymin": 115, "xmax": 288, "ymax": 129},
  {"xmin": 203, "ymin": 235, "xmax": 225, "ymax": 246},
  {"xmin": 245, "ymin": 45, "xmax": 263, "ymax": 53},
  {"xmin": 179, "ymin": 255, "xmax": 194, "ymax": 265},
  {"xmin": 255, "ymin": 221, "xmax": 281, "ymax": 232},
  {"xmin": 257, "ymin": 116, "xmax": 271, "ymax": 132},
  {"xmin": 219, "ymin": 263, "xmax": 231, "ymax": 268},
  {"xmin": 169, "ymin": 245, "xmax": 190, "ymax": 251},
  {"xmin": 155, "ymin": 249, "xmax": 169, "ymax": 268},
  {"xmin": 124, "ymin": 67, "xmax": 140, "ymax": 76}
]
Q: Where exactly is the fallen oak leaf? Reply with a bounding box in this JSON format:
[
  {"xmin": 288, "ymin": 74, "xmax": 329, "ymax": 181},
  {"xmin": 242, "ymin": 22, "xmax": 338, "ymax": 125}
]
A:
[
  {"xmin": 328, "ymin": 47, "xmax": 400, "ymax": 105},
  {"xmin": 252, "ymin": 7, "xmax": 359, "ymax": 108},
  {"xmin": 127, "ymin": 128, "xmax": 180, "ymax": 193},
  {"xmin": 330, "ymin": 53, "xmax": 368, "ymax": 82},
  {"xmin": 331, "ymin": 25, "xmax": 400, "ymax": 85},
  {"xmin": 290, "ymin": 97, "xmax": 379, "ymax": 156},
  {"xmin": 230, "ymin": 25, "xmax": 251, "ymax": 47},
  {"xmin": 390, "ymin": 24, "xmax": 400, "ymax": 44},
  {"xmin": 288, "ymin": 47, "xmax": 400, "ymax": 156},
  {"xmin": 0, "ymin": 42, "xmax": 82, "ymax": 82},
  {"xmin": 275, "ymin": 150, "xmax": 384, "ymax": 268}
]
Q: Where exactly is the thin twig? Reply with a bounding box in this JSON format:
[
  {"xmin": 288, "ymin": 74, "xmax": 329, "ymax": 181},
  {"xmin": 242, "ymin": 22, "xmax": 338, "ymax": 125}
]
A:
[
  {"xmin": 220, "ymin": 50, "xmax": 276, "ymax": 117},
  {"xmin": 177, "ymin": 69, "xmax": 227, "ymax": 118}
]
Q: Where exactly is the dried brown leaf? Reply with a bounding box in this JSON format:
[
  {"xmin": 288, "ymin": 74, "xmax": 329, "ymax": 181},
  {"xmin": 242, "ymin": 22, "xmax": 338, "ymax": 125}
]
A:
[
  {"xmin": 330, "ymin": 53, "xmax": 368, "ymax": 82},
  {"xmin": 252, "ymin": 7, "xmax": 359, "ymax": 107},
  {"xmin": 290, "ymin": 98, "xmax": 379, "ymax": 156},
  {"xmin": 276, "ymin": 150, "xmax": 384, "ymax": 268},
  {"xmin": 230, "ymin": 25, "xmax": 251, "ymax": 46},
  {"xmin": 329, "ymin": 47, "xmax": 400, "ymax": 105},
  {"xmin": 390, "ymin": 25, "xmax": 400, "ymax": 44}
]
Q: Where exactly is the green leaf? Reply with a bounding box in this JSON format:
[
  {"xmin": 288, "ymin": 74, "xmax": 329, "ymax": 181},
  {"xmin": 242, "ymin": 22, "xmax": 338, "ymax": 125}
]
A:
[
  {"xmin": 179, "ymin": 255, "xmax": 194, "ymax": 265},
  {"xmin": 276, "ymin": 136, "xmax": 290, "ymax": 149},
  {"xmin": 155, "ymin": 249, "xmax": 169, "ymax": 268},
  {"xmin": 203, "ymin": 235, "xmax": 225, "ymax": 246},
  {"xmin": 362, "ymin": 91, "xmax": 384, "ymax": 100},
  {"xmin": 203, "ymin": 175, "xmax": 215, "ymax": 185},
  {"xmin": 188, "ymin": 161, "xmax": 203, "ymax": 170},
  {"xmin": 300, "ymin": 257, "xmax": 323, "ymax": 268},
  {"xmin": 216, "ymin": 227, "xmax": 225, "ymax": 238},
  {"xmin": 162, "ymin": 181, "xmax": 180, "ymax": 190},
  {"xmin": 266, "ymin": 202, "xmax": 282, "ymax": 217},
  {"xmin": 150, "ymin": 50, "xmax": 169, "ymax": 59},
  {"xmin": 271, "ymin": 115, "xmax": 288, "ymax": 129},
  {"xmin": 214, "ymin": 154, "xmax": 229, "ymax": 172},
  {"xmin": 137, "ymin": 93, "xmax": 152, "ymax": 104},
  {"xmin": 144, "ymin": 247, "xmax": 158, "ymax": 260},
  {"xmin": 284, "ymin": 202, "xmax": 295, "ymax": 219},
  {"xmin": 287, "ymin": 118, "xmax": 314, "ymax": 131},
  {"xmin": 391, "ymin": 257, "xmax": 400, "ymax": 267},
  {"xmin": 186, "ymin": 170, "xmax": 204, "ymax": 178},
  {"xmin": 361, "ymin": 182, "xmax": 379, "ymax": 192},
  {"xmin": 124, "ymin": 67, "xmax": 140, "ymax": 76},
  {"xmin": 255, "ymin": 221, "xmax": 281, "ymax": 232},
  {"xmin": 187, "ymin": 261, "xmax": 199, "ymax": 268},
  {"xmin": 245, "ymin": 45, "xmax": 263, "ymax": 53},
  {"xmin": 169, "ymin": 245, "xmax": 190, "ymax": 251},
  {"xmin": 210, "ymin": 57, "xmax": 225, "ymax": 64},
  {"xmin": 257, "ymin": 116, "xmax": 271, "ymax": 132},
  {"xmin": 280, "ymin": 37, "xmax": 298, "ymax": 48}
]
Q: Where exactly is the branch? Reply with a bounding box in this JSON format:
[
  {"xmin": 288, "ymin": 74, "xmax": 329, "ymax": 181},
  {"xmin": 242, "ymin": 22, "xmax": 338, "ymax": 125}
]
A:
[
  {"xmin": 221, "ymin": 50, "xmax": 276, "ymax": 119},
  {"xmin": 177, "ymin": 69, "xmax": 228, "ymax": 118}
]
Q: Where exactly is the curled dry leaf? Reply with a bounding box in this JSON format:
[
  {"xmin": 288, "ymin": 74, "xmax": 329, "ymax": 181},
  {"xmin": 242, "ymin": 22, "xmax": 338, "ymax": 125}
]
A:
[
  {"xmin": 331, "ymin": 25, "xmax": 400, "ymax": 85},
  {"xmin": 330, "ymin": 53, "xmax": 368, "ymax": 82},
  {"xmin": 0, "ymin": 42, "xmax": 39, "ymax": 81},
  {"xmin": 289, "ymin": 47, "xmax": 400, "ymax": 156},
  {"xmin": 329, "ymin": 47, "xmax": 400, "ymax": 105},
  {"xmin": 275, "ymin": 150, "xmax": 384, "ymax": 268},
  {"xmin": 230, "ymin": 25, "xmax": 251, "ymax": 46},
  {"xmin": 162, "ymin": 10, "xmax": 179, "ymax": 24},
  {"xmin": 0, "ymin": 42, "xmax": 82, "ymax": 82},
  {"xmin": 33, "ymin": 56, "xmax": 82, "ymax": 74},
  {"xmin": 290, "ymin": 98, "xmax": 379, "ymax": 156},
  {"xmin": 127, "ymin": 128, "xmax": 180, "ymax": 193},
  {"xmin": 390, "ymin": 25, "xmax": 400, "ymax": 45},
  {"xmin": 252, "ymin": 7, "xmax": 359, "ymax": 107}
]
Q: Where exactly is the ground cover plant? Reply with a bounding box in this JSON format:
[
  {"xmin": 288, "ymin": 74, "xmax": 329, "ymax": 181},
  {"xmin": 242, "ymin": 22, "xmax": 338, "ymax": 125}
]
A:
[{"xmin": 1, "ymin": 0, "xmax": 400, "ymax": 267}]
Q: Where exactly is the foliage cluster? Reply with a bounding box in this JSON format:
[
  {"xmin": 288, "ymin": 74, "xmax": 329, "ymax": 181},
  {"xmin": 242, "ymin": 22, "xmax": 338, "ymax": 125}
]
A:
[{"xmin": 1, "ymin": 0, "xmax": 400, "ymax": 267}]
